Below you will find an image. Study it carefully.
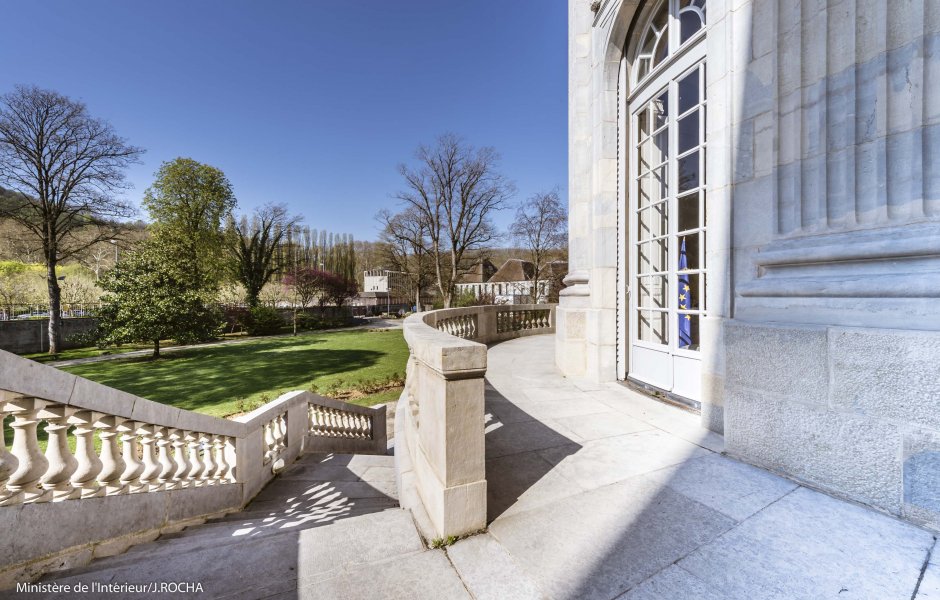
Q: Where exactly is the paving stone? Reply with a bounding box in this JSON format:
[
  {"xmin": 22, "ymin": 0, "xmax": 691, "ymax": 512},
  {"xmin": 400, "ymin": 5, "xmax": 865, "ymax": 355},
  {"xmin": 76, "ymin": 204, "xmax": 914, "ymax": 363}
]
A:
[
  {"xmin": 550, "ymin": 410, "xmax": 653, "ymax": 441},
  {"xmin": 295, "ymin": 509, "xmax": 425, "ymax": 583},
  {"xmin": 618, "ymin": 565, "xmax": 726, "ymax": 600},
  {"xmin": 447, "ymin": 533, "xmax": 546, "ymax": 600},
  {"xmin": 679, "ymin": 486, "xmax": 934, "ymax": 599},
  {"xmin": 486, "ymin": 450, "xmax": 584, "ymax": 521},
  {"xmin": 488, "ymin": 475, "xmax": 735, "ymax": 600},
  {"xmin": 298, "ymin": 549, "xmax": 470, "ymax": 600},
  {"xmin": 644, "ymin": 453, "xmax": 798, "ymax": 521},
  {"xmin": 485, "ymin": 419, "xmax": 580, "ymax": 459},
  {"xmin": 916, "ymin": 554, "xmax": 940, "ymax": 599},
  {"xmin": 548, "ymin": 429, "xmax": 712, "ymax": 492}
]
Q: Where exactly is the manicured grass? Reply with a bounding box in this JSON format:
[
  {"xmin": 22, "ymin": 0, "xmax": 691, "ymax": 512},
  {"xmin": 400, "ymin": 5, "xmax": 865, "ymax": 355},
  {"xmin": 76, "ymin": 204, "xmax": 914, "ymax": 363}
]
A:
[
  {"xmin": 24, "ymin": 343, "xmax": 156, "ymax": 364},
  {"xmin": 59, "ymin": 328, "xmax": 409, "ymax": 418}
]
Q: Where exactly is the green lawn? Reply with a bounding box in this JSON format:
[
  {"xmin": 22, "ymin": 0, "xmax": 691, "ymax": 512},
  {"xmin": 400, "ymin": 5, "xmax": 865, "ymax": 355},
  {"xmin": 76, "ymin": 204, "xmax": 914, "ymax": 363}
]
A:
[
  {"xmin": 60, "ymin": 328, "xmax": 408, "ymax": 418},
  {"xmin": 5, "ymin": 328, "xmax": 407, "ymax": 450}
]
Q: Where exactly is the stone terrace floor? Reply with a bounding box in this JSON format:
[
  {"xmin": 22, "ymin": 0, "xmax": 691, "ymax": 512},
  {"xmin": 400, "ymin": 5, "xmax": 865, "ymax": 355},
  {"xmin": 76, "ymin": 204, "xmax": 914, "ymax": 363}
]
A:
[
  {"xmin": 456, "ymin": 334, "xmax": 939, "ymax": 599},
  {"xmin": 32, "ymin": 334, "xmax": 939, "ymax": 599}
]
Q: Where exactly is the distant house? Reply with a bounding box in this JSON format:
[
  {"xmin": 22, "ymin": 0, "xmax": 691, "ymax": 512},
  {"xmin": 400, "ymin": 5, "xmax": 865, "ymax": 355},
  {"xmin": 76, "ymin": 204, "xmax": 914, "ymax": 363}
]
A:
[{"xmin": 456, "ymin": 259, "xmax": 567, "ymax": 304}]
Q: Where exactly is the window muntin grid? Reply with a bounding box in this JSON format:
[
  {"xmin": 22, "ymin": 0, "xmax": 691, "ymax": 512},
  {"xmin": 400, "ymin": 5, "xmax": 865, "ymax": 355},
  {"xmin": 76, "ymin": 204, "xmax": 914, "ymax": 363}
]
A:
[
  {"xmin": 634, "ymin": 0, "xmax": 706, "ymax": 86},
  {"xmin": 631, "ymin": 62, "xmax": 707, "ymax": 352}
]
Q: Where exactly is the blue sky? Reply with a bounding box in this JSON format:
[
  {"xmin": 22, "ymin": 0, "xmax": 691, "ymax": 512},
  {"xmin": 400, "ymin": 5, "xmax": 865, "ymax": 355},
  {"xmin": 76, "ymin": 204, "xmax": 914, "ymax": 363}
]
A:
[{"xmin": 0, "ymin": 1, "xmax": 567, "ymax": 241}]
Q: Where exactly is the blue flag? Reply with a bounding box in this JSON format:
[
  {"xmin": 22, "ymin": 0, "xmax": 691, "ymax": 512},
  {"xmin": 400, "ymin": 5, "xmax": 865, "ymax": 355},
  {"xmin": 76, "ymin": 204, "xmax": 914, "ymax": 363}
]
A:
[{"xmin": 678, "ymin": 238, "xmax": 693, "ymax": 348}]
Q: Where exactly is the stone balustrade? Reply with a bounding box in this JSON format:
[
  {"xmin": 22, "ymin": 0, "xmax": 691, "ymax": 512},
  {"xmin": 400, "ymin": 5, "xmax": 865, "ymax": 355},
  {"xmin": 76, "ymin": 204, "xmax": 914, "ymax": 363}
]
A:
[
  {"xmin": 0, "ymin": 349, "xmax": 387, "ymax": 588},
  {"xmin": 396, "ymin": 304, "xmax": 556, "ymax": 540}
]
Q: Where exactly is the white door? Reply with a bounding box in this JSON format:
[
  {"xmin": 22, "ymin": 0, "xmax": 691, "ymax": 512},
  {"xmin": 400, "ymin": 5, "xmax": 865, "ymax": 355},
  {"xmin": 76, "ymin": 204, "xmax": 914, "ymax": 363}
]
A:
[{"xmin": 626, "ymin": 1, "xmax": 707, "ymax": 401}]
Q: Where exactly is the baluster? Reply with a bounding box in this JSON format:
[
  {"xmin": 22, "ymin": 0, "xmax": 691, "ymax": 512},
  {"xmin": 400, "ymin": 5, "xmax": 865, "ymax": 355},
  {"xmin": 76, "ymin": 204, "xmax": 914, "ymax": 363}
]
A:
[
  {"xmin": 0, "ymin": 404, "xmax": 19, "ymax": 505},
  {"xmin": 199, "ymin": 434, "xmax": 215, "ymax": 486},
  {"xmin": 38, "ymin": 404, "xmax": 77, "ymax": 502},
  {"xmin": 222, "ymin": 437, "xmax": 236, "ymax": 482},
  {"xmin": 185, "ymin": 431, "xmax": 203, "ymax": 487},
  {"xmin": 278, "ymin": 413, "xmax": 288, "ymax": 452},
  {"xmin": 263, "ymin": 420, "xmax": 275, "ymax": 464},
  {"xmin": 97, "ymin": 416, "xmax": 126, "ymax": 496},
  {"xmin": 119, "ymin": 421, "xmax": 145, "ymax": 493},
  {"xmin": 2, "ymin": 396, "xmax": 49, "ymax": 505},
  {"xmin": 155, "ymin": 427, "xmax": 175, "ymax": 490},
  {"xmin": 170, "ymin": 430, "xmax": 190, "ymax": 489},
  {"xmin": 138, "ymin": 425, "xmax": 161, "ymax": 491},
  {"xmin": 69, "ymin": 410, "xmax": 103, "ymax": 499},
  {"xmin": 212, "ymin": 436, "xmax": 228, "ymax": 483}
]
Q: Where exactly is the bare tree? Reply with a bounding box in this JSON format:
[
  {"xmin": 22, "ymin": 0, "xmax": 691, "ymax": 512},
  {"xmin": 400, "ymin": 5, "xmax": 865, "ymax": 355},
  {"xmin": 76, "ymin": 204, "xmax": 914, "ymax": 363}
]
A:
[
  {"xmin": 510, "ymin": 190, "xmax": 568, "ymax": 303},
  {"xmin": 0, "ymin": 86, "xmax": 143, "ymax": 352},
  {"xmin": 377, "ymin": 207, "xmax": 434, "ymax": 311},
  {"xmin": 228, "ymin": 203, "xmax": 301, "ymax": 307},
  {"xmin": 396, "ymin": 134, "xmax": 513, "ymax": 307}
]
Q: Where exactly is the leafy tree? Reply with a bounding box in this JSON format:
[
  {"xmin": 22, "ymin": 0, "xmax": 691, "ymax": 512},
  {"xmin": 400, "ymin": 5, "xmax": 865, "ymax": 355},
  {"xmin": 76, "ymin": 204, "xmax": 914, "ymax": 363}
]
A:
[
  {"xmin": 143, "ymin": 158, "xmax": 236, "ymax": 292},
  {"xmin": 97, "ymin": 245, "xmax": 221, "ymax": 358},
  {"xmin": 228, "ymin": 203, "xmax": 301, "ymax": 307},
  {"xmin": 395, "ymin": 134, "xmax": 513, "ymax": 307},
  {"xmin": 510, "ymin": 190, "xmax": 568, "ymax": 303},
  {"xmin": 0, "ymin": 86, "xmax": 143, "ymax": 352}
]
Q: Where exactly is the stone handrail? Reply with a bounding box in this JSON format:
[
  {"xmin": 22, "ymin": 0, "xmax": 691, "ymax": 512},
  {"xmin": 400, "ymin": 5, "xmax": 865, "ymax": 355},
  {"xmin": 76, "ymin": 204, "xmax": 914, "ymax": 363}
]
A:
[
  {"xmin": 396, "ymin": 303, "xmax": 556, "ymax": 540},
  {"xmin": 0, "ymin": 349, "xmax": 387, "ymax": 588}
]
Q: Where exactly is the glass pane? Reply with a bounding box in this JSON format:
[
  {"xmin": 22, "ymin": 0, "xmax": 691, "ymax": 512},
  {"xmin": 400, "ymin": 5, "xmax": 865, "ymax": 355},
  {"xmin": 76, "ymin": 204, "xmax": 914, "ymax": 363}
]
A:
[
  {"xmin": 637, "ymin": 242, "xmax": 651, "ymax": 274},
  {"xmin": 650, "ymin": 275, "xmax": 668, "ymax": 308},
  {"xmin": 678, "ymin": 234, "xmax": 700, "ymax": 270},
  {"xmin": 678, "ymin": 110, "xmax": 700, "ymax": 155},
  {"xmin": 650, "ymin": 200, "xmax": 668, "ymax": 238},
  {"xmin": 637, "ymin": 276, "xmax": 650, "ymax": 307},
  {"xmin": 652, "ymin": 129, "xmax": 669, "ymax": 166},
  {"xmin": 677, "ymin": 313, "xmax": 699, "ymax": 350},
  {"xmin": 678, "ymin": 68, "xmax": 700, "ymax": 114},
  {"xmin": 637, "ymin": 108, "xmax": 650, "ymax": 140},
  {"xmin": 678, "ymin": 150, "xmax": 700, "ymax": 193},
  {"xmin": 677, "ymin": 273, "xmax": 700, "ymax": 309},
  {"xmin": 637, "ymin": 310, "xmax": 652, "ymax": 342},
  {"xmin": 678, "ymin": 192, "xmax": 700, "ymax": 232},
  {"xmin": 638, "ymin": 140, "xmax": 652, "ymax": 174},
  {"xmin": 652, "ymin": 310, "xmax": 668, "ymax": 344},
  {"xmin": 651, "ymin": 237, "xmax": 668, "ymax": 273},
  {"xmin": 638, "ymin": 207, "xmax": 652, "ymax": 241},
  {"xmin": 652, "ymin": 165, "xmax": 667, "ymax": 201},
  {"xmin": 653, "ymin": 91, "xmax": 669, "ymax": 128},
  {"xmin": 639, "ymin": 173, "xmax": 652, "ymax": 207},
  {"xmin": 680, "ymin": 5, "xmax": 705, "ymax": 44}
]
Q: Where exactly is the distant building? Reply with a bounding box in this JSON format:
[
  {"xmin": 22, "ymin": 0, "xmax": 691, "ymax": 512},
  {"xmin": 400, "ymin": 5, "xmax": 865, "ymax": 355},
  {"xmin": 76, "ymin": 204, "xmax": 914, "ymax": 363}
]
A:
[
  {"xmin": 456, "ymin": 259, "xmax": 568, "ymax": 304},
  {"xmin": 355, "ymin": 269, "xmax": 410, "ymax": 312}
]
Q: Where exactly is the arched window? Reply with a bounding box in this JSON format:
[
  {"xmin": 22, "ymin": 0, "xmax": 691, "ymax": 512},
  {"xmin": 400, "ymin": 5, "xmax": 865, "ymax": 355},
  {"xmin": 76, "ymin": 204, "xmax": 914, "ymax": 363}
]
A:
[
  {"xmin": 634, "ymin": 0, "xmax": 706, "ymax": 84},
  {"xmin": 625, "ymin": 0, "xmax": 707, "ymax": 400}
]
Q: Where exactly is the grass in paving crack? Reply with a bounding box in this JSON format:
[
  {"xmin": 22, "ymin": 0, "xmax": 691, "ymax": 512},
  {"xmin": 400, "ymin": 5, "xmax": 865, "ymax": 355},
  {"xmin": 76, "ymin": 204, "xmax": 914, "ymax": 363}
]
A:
[{"xmin": 6, "ymin": 328, "xmax": 407, "ymax": 450}]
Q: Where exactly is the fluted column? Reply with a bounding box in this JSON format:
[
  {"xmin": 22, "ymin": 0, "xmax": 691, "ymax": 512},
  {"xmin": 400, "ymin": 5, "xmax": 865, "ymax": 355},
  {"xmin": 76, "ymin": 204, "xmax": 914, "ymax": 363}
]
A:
[
  {"xmin": 69, "ymin": 410, "xmax": 103, "ymax": 499},
  {"xmin": 96, "ymin": 416, "xmax": 126, "ymax": 495},
  {"xmin": 38, "ymin": 404, "xmax": 78, "ymax": 502},
  {"xmin": 4, "ymin": 396, "xmax": 49, "ymax": 505}
]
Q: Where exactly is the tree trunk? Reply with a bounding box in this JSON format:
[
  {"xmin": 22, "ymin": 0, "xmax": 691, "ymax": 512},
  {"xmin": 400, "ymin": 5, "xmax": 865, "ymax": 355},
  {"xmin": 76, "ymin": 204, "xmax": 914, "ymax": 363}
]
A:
[
  {"xmin": 153, "ymin": 339, "xmax": 160, "ymax": 359},
  {"xmin": 293, "ymin": 308, "xmax": 298, "ymax": 336},
  {"xmin": 46, "ymin": 260, "xmax": 62, "ymax": 354}
]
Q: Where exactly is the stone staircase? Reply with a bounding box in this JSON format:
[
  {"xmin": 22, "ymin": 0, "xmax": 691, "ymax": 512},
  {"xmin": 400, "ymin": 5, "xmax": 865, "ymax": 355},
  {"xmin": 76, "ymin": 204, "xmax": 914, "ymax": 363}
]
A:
[{"xmin": 26, "ymin": 452, "xmax": 450, "ymax": 599}]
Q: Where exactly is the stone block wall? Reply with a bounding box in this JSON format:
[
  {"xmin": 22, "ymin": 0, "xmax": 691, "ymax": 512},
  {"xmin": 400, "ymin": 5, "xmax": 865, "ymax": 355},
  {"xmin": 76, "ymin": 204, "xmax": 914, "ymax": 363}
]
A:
[
  {"xmin": 724, "ymin": 322, "xmax": 940, "ymax": 530},
  {"xmin": 0, "ymin": 318, "xmax": 99, "ymax": 354}
]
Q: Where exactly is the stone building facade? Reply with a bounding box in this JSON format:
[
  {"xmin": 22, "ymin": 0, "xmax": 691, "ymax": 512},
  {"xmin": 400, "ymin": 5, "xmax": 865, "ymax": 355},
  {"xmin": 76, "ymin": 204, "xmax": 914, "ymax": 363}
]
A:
[{"xmin": 557, "ymin": 0, "xmax": 940, "ymax": 529}]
